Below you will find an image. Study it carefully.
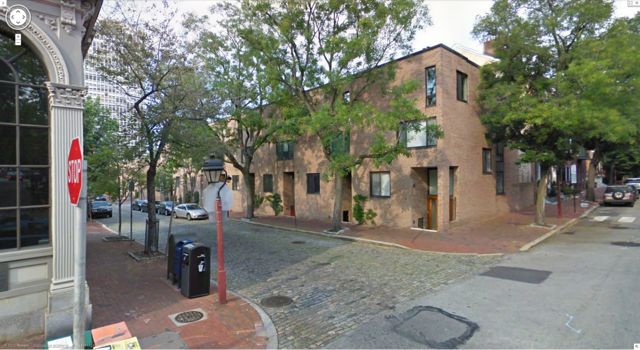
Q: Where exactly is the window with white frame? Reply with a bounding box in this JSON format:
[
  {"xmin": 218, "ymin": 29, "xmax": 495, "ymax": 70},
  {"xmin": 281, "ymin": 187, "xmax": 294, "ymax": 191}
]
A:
[{"xmin": 370, "ymin": 172, "xmax": 391, "ymax": 197}]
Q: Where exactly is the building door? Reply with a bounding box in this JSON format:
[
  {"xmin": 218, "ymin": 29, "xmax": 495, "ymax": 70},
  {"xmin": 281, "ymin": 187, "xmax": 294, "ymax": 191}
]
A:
[
  {"xmin": 283, "ymin": 172, "xmax": 295, "ymax": 216},
  {"xmin": 449, "ymin": 167, "xmax": 457, "ymax": 222},
  {"xmin": 427, "ymin": 168, "xmax": 438, "ymax": 230},
  {"xmin": 341, "ymin": 173, "xmax": 352, "ymax": 222}
]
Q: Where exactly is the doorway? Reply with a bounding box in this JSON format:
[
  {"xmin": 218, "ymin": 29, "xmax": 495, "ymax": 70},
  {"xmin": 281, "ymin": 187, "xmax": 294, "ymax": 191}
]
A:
[
  {"xmin": 341, "ymin": 173, "xmax": 352, "ymax": 222},
  {"xmin": 283, "ymin": 172, "xmax": 295, "ymax": 216},
  {"xmin": 427, "ymin": 168, "xmax": 438, "ymax": 230},
  {"xmin": 449, "ymin": 167, "xmax": 457, "ymax": 222}
]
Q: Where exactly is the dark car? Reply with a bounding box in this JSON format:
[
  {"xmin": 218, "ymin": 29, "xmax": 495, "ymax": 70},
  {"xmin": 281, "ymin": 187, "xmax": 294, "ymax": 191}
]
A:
[
  {"xmin": 91, "ymin": 201, "xmax": 113, "ymax": 218},
  {"xmin": 603, "ymin": 185, "xmax": 636, "ymax": 206},
  {"xmin": 157, "ymin": 201, "xmax": 175, "ymax": 216},
  {"xmin": 132, "ymin": 199, "xmax": 147, "ymax": 211},
  {"xmin": 142, "ymin": 201, "xmax": 160, "ymax": 213}
]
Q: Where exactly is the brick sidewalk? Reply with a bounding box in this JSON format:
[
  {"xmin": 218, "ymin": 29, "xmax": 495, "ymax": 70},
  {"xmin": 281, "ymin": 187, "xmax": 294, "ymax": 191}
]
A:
[
  {"xmin": 236, "ymin": 195, "xmax": 597, "ymax": 254},
  {"xmin": 86, "ymin": 222, "xmax": 268, "ymax": 349}
]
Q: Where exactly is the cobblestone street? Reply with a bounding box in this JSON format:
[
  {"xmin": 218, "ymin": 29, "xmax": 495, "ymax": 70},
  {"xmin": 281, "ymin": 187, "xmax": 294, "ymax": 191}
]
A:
[{"xmin": 101, "ymin": 207, "xmax": 501, "ymax": 348}]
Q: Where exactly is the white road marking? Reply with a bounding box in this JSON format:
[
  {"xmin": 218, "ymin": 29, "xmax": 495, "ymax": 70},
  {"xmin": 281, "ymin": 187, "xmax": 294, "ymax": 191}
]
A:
[
  {"xmin": 565, "ymin": 314, "xmax": 582, "ymax": 334},
  {"xmin": 592, "ymin": 216, "xmax": 609, "ymax": 222},
  {"xmin": 618, "ymin": 217, "xmax": 636, "ymax": 223}
]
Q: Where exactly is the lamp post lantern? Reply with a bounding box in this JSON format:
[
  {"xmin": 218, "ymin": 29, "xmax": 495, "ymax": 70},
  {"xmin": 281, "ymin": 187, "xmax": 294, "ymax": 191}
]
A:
[{"xmin": 202, "ymin": 156, "xmax": 228, "ymax": 304}]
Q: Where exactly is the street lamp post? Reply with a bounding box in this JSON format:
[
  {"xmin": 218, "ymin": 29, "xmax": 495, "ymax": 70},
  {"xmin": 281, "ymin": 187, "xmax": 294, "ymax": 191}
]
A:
[
  {"xmin": 129, "ymin": 181, "xmax": 134, "ymax": 241},
  {"xmin": 202, "ymin": 157, "xmax": 228, "ymax": 304}
]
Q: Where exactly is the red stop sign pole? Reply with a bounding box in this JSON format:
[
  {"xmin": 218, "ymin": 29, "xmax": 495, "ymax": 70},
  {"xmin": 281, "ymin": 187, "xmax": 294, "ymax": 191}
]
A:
[
  {"xmin": 68, "ymin": 137, "xmax": 87, "ymax": 349},
  {"xmin": 68, "ymin": 138, "xmax": 83, "ymax": 206}
]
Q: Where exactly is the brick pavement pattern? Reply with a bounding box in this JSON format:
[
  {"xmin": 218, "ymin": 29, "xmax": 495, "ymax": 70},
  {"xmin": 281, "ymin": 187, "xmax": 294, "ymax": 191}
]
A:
[{"xmin": 86, "ymin": 222, "xmax": 267, "ymax": 349}]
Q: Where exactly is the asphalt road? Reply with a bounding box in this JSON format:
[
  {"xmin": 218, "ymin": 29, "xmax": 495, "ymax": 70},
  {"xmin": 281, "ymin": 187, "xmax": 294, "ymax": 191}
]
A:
[
  {"xmin": 96, "ymin": 204, "xmax": 501, "ymax": 349},
  {"xmin": 328, "ymin": 202, "xmax": 640, "ymax": 349}
]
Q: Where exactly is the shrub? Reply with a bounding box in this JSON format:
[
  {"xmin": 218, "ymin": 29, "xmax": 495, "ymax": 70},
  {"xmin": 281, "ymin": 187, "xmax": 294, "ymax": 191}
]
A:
[
  {"xmin": 353, "ymin": 194, "xmax": 367, "ymax": 224},
  {"xmin": 193, "ymin": 191, "xmax": 200, "ymax": 204},
  {"xmin": 267, "ymin": 193, "xmax": 283, "ymax": 216}
]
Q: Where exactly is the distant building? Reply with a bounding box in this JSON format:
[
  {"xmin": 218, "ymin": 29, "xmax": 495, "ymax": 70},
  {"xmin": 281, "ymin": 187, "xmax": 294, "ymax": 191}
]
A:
[{"xmin": 226, "ymin": 44, "xmax": 536, "ymax": 231}]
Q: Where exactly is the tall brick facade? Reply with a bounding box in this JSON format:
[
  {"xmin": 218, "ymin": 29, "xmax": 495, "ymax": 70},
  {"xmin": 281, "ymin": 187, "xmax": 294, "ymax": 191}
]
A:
[{"xmin": 226, "ymin": 44, "xmax": 536, "ymax": 231}]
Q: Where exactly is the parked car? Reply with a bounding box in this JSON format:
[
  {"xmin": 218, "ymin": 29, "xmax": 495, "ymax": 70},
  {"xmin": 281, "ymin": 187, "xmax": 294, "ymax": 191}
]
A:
[
  {"xmin": 157, "ymin": 201, "xmax": 175, "ymax": 216},
  {"xmin": 173, "ymin": 203, "xmax": 209, "ymax": 220},
  {"xmin": 90, "ymin": 201, "xmax": 113, "ymax": 218},
  {"xmin": 142, "ymin": 201, "xmax": 160, "ymax": 213},
  {"xmin": 95, "ymin": 195, "xmax": 108, "ymax": 202},
  {"xmin": 132, "ymin": 199, "xmax": 147, "ymax": 211},
  {"xmin": 602, "ymin": 185, "xmax": 636, "ymax": 206},
  {"xmin": 623, "ymin": 178, "xmax": 640, "ymax": 194}
]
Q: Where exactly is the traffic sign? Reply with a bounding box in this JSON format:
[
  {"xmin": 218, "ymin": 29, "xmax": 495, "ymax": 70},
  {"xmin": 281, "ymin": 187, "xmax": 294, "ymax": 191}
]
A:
[{"xmin": 67, "ymin": 138, "xmax": 82, "ymax": 206}]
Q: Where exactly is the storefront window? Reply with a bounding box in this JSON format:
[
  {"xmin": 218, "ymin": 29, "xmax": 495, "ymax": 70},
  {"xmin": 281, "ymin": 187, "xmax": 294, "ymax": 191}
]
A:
[{"xmin": 0, "ymin": 31, "xmax": 50, "ymax": 250}]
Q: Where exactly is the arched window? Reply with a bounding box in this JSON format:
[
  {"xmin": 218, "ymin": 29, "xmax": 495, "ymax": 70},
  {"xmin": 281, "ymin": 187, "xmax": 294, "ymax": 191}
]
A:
[{"xmin": 0, "ymin": 28, "xmax": 50, "ymax": 250}]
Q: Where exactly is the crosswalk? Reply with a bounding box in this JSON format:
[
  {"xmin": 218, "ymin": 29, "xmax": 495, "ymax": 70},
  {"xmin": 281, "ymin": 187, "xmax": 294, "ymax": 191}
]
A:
[{"xmin": 590, "ymin": 216, "xmax": 636, "ymax": 223}]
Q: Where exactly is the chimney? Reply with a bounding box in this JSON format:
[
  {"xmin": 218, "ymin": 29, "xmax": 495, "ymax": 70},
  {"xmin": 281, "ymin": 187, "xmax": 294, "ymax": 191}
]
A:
[{"xmin": 483, "ymin": 40, "xmax": 496, "ymax": 57}]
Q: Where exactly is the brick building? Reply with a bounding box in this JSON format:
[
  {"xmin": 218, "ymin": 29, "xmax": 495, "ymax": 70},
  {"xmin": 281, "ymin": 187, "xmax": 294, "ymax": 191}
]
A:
[{"xmin": 227, "ymin": 44, "xmax": 537, "ymax": 231}]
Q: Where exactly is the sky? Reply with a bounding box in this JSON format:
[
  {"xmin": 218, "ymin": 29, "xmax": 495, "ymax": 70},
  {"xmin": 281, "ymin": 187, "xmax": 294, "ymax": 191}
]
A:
[{"xmin": 102, "ymin": 0, "xmax": 640, "ymax": 54}]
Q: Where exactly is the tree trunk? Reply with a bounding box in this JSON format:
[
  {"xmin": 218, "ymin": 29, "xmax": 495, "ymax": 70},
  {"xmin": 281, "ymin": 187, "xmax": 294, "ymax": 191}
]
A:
[
  {"xmin": 242, "ymin": 166, "xmax": 255, "ymax": 219},
  {"xmin": 586, "ymin": 151, "xmax": 599, "ymax": 202},
  {"xmin": 609, "ymin": 163, "xmax": 615, "ymax": 185},
  {"xmin": 117, "ymin": 172, "xmax": 122, "ymax": 235},
  {"xmin": 145, "ymin": 164, "xmax": 158, "ymax": 254},
  {"xmin": 331, "ymin": 174, "xmax": 344, "ymax": 232},
  {"xmin": 535, "ymin": 166, "xmax": 549, "ymax": 226}
]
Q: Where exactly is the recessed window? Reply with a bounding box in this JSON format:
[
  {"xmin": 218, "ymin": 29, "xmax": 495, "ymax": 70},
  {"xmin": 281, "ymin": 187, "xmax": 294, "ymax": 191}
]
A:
[
  {"xmin": 401, "ymin": 118, "xmax": 437, "ymax": 148},
  {"xmin": 276, "ymin": 141, "xmax": 294, "ymax": 160},
  {"xmin": 306, "ymin": 173, "xmax": 320, "ymax": 194},
  {"xmin": 263, "ymin": 174, "xmax": 273, "ymax": 193},
  {"xmin": 0, "ymin": 32, "xmax": 50, "ymax": 251},
  {"xmin": 495, "ymin": 144, "xmax": 505, "ymax": 194},
  {"xmin": 370, "ymin": 172, "xmax": 390, "ymax": 197},
  {"xmin": 232, "ymin": 175, "xmax": 239, "ymax": 191},
  {"xmin": 482, "ymin": 149, "xmax": 492, "ymax": 174},
  {"xmin": 425, "ymin": 66, "xmax": 436, "ymax": 106},
  {"xmin": 456, "ymin": 71, "xmax": 468, "ymax": 102}
]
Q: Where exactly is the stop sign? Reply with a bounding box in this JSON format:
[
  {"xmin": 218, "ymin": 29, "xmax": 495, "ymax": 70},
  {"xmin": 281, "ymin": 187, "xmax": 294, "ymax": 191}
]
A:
[{"xmin": 67, "ymin": 138, "xmax": 83, "ymax": 206}]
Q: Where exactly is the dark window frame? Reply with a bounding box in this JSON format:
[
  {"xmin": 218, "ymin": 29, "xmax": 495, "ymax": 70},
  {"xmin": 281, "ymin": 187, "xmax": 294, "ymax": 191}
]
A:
[
  {"xmin": 482, "ymin": 148, "xmax": 492, "ymax": 174},
  {"xmin": 276, "ymin": 141, "xmax": 294, "ymax": 161},
  {"xmin": 456, "ymin": 70, "xmax": 468, "ymax": 102},
  {"xmin": 400, "ymin": 118, "xmax": 437, "ymax": 149},
  {"xmin": 263, "ymin": 174, "xmax": 273, "ymax": 193},
  {"xmin": 370, "ymin": 172, "xmax": 391, "ymax": 198},
  {"xmin": 495, "ymin": 144, "xmax": 505, "ymax": 194},
  {"xmin": 232, "ymin": 175, "xmax": 239, "ymax": 191},
  {"xmin": 306, "ymin": 173, "xmax": 320, "ymax": 194},
  {"xmin": 425, "ymin": 66, "xmax": 436, "ymax": 107}
]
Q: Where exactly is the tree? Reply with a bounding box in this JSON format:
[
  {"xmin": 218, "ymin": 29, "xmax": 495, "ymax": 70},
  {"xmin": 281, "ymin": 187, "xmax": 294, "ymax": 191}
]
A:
[
  {"xmin": 236, "ymin": 0, "xmax": 436, "ymax": 230},
  {"xmin": 185, "ymin": 4, "xmax": 299, "ymax": 219},
  {"xmin": 96, "ymin": 2, "xmax": 208, "ymax": 254},
  {"xmin": 83, "ymin": 97, "xmax": 120, "ymax": 198},
  {"xmin": 473, "ymin": 0, "xmax": 614, "ymax": 225}
]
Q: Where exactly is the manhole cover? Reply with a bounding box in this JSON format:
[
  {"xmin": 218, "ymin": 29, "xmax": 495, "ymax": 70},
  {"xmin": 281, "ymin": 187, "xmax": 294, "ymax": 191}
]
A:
[
  {"xmin": 260, "ymin": 295, "xmax": 293, "ymax": 308},
  {"xmin": 291, "ymin": 241, "xmax": 306, "ymax": 244},
  {"xmin": 174, "ymin": 310, "xmax": 204, "ymax": 323},
  {"xmin": 480, "ymin": 266, "xmax": 551, "ymax": 284},
  {"xmin": 611, "ymin": 241, "xmax": 640, "ymax": 247},
  {"xmin": 387, "ymin": 306, "xmax": 478, "ymax": 348}
]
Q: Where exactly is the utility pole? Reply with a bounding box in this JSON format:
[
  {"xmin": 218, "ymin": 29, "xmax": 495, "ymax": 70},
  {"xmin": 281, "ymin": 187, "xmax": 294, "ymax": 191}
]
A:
[{"xmin": 73, "ymin": 161, "xmax": 88, "ymax": 349}]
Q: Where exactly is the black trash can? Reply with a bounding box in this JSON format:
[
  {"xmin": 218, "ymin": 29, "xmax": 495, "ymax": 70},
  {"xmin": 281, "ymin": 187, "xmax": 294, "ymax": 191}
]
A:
[
  {"xmin": 180, "ymin": 243, "xmax": 211, "ymax": 298},
  {"xmin": 173, "ymin": 239, "xmax": 193, "ymax": 286}
]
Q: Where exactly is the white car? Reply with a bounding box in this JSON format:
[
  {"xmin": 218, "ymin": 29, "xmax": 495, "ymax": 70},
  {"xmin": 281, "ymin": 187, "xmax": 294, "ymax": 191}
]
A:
[
  {"xmin": 173, "ymin": 203, "xmax": 209, "ymax": 220},
  {"xmin": 623, "ymin": 178, "xmax": 640, "ymax": 194}
]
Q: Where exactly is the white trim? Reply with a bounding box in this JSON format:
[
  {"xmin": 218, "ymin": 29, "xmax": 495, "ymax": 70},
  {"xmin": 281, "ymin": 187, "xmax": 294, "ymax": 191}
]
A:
[{"xmin": 410, "ymin": 227, "xmax": 437, "ymax": 233}]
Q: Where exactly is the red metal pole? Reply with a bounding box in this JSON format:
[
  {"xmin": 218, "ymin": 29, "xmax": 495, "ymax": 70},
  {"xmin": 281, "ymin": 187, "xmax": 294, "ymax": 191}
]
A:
[{"xmin": 216, "ymin": 197, "xmax": 227, "ymax": 304}]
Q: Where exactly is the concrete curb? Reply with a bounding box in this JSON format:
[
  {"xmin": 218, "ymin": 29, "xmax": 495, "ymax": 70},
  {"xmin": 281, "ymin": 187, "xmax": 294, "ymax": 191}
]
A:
[
  {"xmin": 519, "ymin": 204, "xmax": 600, "ymax": 252},
  {"xmin": 229, "ymin": 290, "xmax": 279, "ymax": 350},
  {"xmin": 231, "ymin": 218, "xmax": 504, "ymax": 257}
]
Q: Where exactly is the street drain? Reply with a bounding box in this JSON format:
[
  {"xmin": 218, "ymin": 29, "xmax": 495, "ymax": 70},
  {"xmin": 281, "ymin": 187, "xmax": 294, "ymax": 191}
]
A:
[
  {"xmin": 168, "ymin": 308, "xmax": 208, "ymax": 327},
  {"xmin": 291, "ymin": 241, "xmax": 306, "ymax": 244},
  {"xmin": 175, "ymin": 310, "xmax": 204, "ymax": 323},
  {"xmin": 611, "ymin": 241, "xmax": 640, "ymax": 247},
  {"xmin": 562, "ymin": 231, "xmax": 575, "ymax": 235},
  {"xmin": 608, "ymin": 225, "xmax": 629, "ymax": 230},
  {"xmin": 387, "ymin": 305, "xmax": 478, "ymax": 348},
  {"xmin": 260, "ymin": 295, "xmax": 293, "ymax": 308}
]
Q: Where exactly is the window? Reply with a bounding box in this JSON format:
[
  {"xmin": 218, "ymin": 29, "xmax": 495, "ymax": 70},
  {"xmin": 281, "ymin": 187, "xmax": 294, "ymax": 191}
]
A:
[
  {"xmin": 495, "ymin": 144, "xmax": 505, "ymax": 194},
  {"xmin": 232, "ymin": 175, "xmax": 239, "ymax": 191},
  {"xmin": 482, "ymin": 149, "xmax": 492, "ymax": 174},
  {"xmin": 343, "ymin": 91, "xmax": 350, "ymax": 103},
  {"xmin": 306, "ymin": 173, "xmax": 320, "ymax": 194},
  {"xmin": 425, "ymin": 66, "xmax": 436, "ymax": 106},
  {"xmin": 0, "ymin": 32, "xmax": 50, "ymax": 250},
  {"xmin": 263, "ymin": 174, "xmax": 273, "ymax": 193},
  {"xmin": 276, "ymin": 141, "xmax": 294, "ymax": 160},
  {"xmin": 456, "ymin": 71, "xmax": 468, "ymax": 102},
  {"xmin": 400, "ymin": 118, "xmax": 437, "ymax": 148},
  {"xmin": 370, "ymin": 172, "xmax": 391, "ymax": 197}
]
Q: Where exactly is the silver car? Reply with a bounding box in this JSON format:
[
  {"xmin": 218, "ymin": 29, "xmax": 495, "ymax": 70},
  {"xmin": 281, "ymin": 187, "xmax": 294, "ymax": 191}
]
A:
[{"xmin": 173, "ymin": 203, "xmax": 209, "ymax": 220}]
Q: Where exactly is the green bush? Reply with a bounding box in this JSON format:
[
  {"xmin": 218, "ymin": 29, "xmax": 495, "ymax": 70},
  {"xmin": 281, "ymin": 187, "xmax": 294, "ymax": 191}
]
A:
[
  {"xmin": 184, "ymin": 191, "xmax": 193, "ymax": 203},
  {"xmin": 353, "ymin": 194, "xmax": 367, "ymax": 224},
  {"xmin": 193, "ymin": 191, "xmax": 200, "ymax": 204},
  {"xmin": 255, "ymin": 194, "xmax": 265, "ymax": 208},
  {"xmin": 267, "ymin": 193, "xmax": 283, "ymax": 216}
]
